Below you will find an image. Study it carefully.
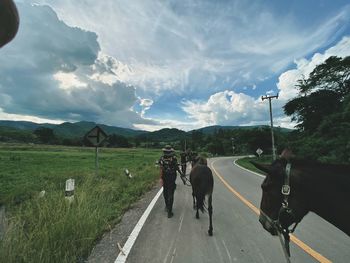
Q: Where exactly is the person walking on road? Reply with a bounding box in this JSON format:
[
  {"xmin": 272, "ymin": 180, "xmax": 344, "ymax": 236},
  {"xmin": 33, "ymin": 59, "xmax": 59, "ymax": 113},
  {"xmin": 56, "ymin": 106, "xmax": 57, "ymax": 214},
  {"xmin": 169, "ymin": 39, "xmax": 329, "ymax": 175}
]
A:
[
  {"xmin": 159, "ymin": 145, "xmax": 184, "ymax": 218},
  {"xmin": 180, "ymin": 151, "xmax": 187, "ymax": 177}
]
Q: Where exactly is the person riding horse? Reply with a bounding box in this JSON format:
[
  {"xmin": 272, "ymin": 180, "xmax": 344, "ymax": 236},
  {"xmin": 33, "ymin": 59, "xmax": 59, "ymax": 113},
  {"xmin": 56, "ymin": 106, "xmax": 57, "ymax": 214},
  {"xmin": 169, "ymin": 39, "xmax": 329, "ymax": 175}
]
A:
[{"xmin": 158, "ymin": 145, "xmax": 184, "ymax": 218}]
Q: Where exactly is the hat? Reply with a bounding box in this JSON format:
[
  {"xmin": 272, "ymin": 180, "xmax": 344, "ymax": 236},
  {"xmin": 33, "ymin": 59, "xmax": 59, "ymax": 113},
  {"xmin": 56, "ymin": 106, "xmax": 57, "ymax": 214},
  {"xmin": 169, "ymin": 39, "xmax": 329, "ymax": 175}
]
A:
[{"xmin": 162, "ymin": 145, "xmax": 175, "ymax": 156}]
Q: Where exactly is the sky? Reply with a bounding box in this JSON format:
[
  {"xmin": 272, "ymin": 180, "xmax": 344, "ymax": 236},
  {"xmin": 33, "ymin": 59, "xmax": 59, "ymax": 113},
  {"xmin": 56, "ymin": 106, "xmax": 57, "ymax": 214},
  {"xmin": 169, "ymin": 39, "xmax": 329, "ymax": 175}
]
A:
[{"xmin": 0, "ymin": 0, "xmax": 350, "ymax": 131}]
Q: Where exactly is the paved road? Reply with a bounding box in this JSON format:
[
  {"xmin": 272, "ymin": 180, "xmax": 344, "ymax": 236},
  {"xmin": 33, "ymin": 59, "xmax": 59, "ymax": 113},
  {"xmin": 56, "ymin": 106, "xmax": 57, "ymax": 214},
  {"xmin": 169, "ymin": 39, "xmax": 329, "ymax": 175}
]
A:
[{"xmin": 126, "ymin": 157, "xmax": 350, "ymax": 263}]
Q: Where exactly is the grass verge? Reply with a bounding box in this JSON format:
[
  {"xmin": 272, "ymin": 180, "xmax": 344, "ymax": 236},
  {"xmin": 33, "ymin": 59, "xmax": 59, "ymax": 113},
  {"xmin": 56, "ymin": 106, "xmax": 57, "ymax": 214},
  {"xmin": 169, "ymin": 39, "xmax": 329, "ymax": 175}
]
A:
[
  {"xmin": 0, "ymin": 144, "xmax": 161, "ymax": 263},
  {"xmin": 235, "ymin": 155, "xmax": 273, "ymax": 175}
]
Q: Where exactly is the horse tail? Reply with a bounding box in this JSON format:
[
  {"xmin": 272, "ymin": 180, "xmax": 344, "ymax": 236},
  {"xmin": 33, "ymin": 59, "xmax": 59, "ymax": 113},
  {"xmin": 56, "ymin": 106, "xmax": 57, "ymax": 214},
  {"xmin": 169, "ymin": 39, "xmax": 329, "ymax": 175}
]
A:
[{"xmin": 196, "ymin": 192, "xmax": 205, "ymax": 213}]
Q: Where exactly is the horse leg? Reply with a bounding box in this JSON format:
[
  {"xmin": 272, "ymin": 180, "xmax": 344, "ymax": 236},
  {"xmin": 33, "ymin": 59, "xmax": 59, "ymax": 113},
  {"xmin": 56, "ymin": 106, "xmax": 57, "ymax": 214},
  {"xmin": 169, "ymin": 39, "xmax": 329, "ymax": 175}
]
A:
[
  {"xmin": 192, "ymin": 192, "xmax": 196, "ymax": 210},
  {"xmin": 208, "ymin": 194, "xmax": 213, "ymax": 236},
  {"xmin": 195, "ymin": 193, "xmax": 200, "ymax": 219}
]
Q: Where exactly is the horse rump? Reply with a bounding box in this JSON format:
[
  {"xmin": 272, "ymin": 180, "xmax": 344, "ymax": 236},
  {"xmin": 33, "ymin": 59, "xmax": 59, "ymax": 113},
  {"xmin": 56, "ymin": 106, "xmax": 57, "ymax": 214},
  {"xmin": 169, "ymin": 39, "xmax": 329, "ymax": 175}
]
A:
[{"xmin": 190, "ymin": 163, "xmax": 214, "ymax": 236}]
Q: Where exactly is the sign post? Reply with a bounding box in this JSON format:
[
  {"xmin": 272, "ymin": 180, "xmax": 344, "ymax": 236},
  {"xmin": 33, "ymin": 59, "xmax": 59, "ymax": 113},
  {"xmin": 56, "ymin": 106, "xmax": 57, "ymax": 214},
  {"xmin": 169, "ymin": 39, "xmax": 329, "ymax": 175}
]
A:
[
  {"xmin": 85, "ymin": 126, "xmax": 108, "ymax": 176},
  {"xmin": 256, "ymin": 148, "xmax": 263, "ymax": 157}
]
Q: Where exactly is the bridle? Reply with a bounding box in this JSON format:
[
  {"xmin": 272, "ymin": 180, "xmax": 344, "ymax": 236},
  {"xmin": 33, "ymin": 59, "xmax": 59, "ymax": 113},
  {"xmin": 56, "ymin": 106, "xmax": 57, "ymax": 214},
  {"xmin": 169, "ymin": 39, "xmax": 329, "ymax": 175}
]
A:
[{"xmin": 261, "ymin": 162, "xmax": 300, "ymax": 262}]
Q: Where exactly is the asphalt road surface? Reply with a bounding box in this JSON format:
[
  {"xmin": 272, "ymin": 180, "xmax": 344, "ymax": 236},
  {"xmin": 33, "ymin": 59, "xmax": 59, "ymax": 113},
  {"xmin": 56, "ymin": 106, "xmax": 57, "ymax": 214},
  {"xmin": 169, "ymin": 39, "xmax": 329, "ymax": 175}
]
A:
[{"xmin": 126, "ymin": 157, "xmax": 350, "ymax": 263}]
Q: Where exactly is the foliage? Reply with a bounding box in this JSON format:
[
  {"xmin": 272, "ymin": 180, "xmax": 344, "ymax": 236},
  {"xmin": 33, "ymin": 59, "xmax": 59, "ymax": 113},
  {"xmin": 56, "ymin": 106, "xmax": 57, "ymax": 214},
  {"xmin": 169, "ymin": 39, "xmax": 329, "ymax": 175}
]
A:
[
  {"xmin": 33, "ymin": 127, "xmax": 57, "ymax": 144},
  {"xmin": 235, "ymin": 156, "xmax": 272, "ymax": 174},
  {"xmin": 0, "ymin": 145, "xmax": 160, "ymax": 262},
  {"xmin": 283, "ymin": 56, "xmax": 350, "ymax": 163},
  {"xmin": 107, "ymin": 134, "xmax": 131, "ymax": 148}
]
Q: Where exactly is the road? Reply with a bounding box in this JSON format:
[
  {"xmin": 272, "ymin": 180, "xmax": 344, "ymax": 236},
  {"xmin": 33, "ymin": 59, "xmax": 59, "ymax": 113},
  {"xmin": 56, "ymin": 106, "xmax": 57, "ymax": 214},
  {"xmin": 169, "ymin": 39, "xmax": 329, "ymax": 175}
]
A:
[{"xmin": 125, "ymin": 157, "xmax": 350, "ymax": 263}]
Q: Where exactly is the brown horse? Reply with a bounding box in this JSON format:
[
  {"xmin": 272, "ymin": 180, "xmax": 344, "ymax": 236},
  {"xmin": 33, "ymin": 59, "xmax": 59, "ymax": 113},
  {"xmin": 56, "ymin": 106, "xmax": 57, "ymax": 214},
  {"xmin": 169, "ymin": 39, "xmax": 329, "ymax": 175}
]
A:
[
  {"xmin": 0, "ymin": 0, "xmax": 19, "ymax": 48},
  {"xmin": 190, "ymin": 156, "xmax": 214, "ymax": 236},
  {"xmin": 252, "ymin": 158, "xmax": 350, "ymax": 238}
]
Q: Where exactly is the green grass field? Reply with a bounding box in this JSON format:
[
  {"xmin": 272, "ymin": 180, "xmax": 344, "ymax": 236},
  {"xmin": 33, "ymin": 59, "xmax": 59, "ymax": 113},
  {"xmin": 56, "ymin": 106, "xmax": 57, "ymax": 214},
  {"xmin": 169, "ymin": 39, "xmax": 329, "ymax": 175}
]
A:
[{"xmin": 0, "ymin": 143, "xmax": 162, "ymax": 263}]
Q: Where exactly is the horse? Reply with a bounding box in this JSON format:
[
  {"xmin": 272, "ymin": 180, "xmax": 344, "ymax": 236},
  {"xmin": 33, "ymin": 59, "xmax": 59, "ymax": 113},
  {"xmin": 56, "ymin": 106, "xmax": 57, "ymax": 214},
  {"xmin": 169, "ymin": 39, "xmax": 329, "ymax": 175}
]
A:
[
  {"xmin": 0, "ymin": 0, "xmax": 19, "ymax": 48},
  {"xmin": 251, "ymin": 158, "xmax": 350, "ymax": 239},
  {"xmin": 189, "ymin": 156, "xmax": 214, "ymax": 236}
]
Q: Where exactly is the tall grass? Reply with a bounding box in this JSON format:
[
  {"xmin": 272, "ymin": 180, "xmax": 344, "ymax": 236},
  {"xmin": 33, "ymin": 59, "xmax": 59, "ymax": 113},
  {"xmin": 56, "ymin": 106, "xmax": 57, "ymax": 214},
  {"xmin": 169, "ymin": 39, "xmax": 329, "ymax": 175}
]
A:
[{"xmin": 0, "ymin": 145, "xmax": 160, "ymax": 262}]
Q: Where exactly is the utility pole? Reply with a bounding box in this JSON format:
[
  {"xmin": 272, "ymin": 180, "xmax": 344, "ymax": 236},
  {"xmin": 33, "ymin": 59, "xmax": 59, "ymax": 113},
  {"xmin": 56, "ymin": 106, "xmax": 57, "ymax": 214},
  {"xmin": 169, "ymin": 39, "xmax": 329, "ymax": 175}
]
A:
[
  {"xmin": 231, "ymin": 137, "xmax": 235, "ymax": 156},
  {"xmin": 261, "ymin": 94, "xmax": 278, "ymax": 160}
]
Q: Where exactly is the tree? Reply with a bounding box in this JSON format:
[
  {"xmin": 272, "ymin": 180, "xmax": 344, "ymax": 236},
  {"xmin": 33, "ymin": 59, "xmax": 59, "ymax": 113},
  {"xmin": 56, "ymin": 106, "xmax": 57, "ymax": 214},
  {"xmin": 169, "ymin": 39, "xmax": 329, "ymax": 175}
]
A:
[
  {"xmin": 33, "ymin": 127, "xmax": 56, "ymax": 144},
  {"xmin": 283, "ymin": 56, "xmax": 350, "ymax": 163},
  {"xmin": 107, "ymin": 134, "xmax": 131, "ymax": 148},
  {"xmin": 284, "ymin": 56, "xmax": 350, "ymax": 133}
]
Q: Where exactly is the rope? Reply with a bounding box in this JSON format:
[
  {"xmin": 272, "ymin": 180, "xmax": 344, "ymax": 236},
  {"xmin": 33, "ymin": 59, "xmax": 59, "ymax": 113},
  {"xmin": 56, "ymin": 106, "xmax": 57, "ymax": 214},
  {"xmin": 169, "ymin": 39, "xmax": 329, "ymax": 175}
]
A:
[{"xmin": 277, "ymin": 229, "xmax": 291, "ymax": 263}]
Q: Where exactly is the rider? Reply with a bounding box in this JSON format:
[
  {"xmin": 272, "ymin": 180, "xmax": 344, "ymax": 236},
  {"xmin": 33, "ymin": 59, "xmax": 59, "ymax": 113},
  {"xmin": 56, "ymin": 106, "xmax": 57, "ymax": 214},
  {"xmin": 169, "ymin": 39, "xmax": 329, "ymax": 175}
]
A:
[{"xmin": 158, "ymin": 145, "xmax": 184, "ymax": 218}]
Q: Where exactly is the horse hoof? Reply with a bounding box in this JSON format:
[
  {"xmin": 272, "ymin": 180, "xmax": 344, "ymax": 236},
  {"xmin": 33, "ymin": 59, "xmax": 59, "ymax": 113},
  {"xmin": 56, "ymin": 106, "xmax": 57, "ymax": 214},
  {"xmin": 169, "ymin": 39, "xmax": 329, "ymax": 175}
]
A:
[
  {"xmin": 208, "ymin": 230, "xmax": 213, "ymax": 236},
  {"xmin": 196, "ymin": 214, "xmax": 199, "ymax": 219}
]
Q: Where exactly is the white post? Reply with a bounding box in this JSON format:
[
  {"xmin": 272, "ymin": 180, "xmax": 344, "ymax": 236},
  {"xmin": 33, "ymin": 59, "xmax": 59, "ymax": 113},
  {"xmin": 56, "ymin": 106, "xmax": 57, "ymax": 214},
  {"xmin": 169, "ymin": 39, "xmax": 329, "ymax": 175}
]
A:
[
  {"xmin": 95, "ymin": 147, "xmax": 99, "ymax": 176},
  {"xmin": 65, "ymin": 178, "xmax": 75, "ymax": 203}
]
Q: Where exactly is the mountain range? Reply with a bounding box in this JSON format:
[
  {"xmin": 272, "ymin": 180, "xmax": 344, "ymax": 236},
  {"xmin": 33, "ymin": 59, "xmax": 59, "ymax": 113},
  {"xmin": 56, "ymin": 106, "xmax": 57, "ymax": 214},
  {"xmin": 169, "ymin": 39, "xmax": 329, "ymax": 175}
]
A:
[{"xmin": 0, "ymin": 120, "xmax": 291, "ymax": 141}]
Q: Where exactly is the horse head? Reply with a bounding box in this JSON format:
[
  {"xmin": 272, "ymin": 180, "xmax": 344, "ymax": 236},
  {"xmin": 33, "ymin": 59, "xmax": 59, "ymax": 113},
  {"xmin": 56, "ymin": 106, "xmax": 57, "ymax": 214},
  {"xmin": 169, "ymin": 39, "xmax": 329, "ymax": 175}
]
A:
[
  {"xmin": 0, "ymin": 0, "xmax": 19, "ymax": 48},
  {"xmin": 193, "ymin": 156, "xmax": 207, "ymax": 166},
  {"xmin": 251, "ymin": 160, "xmax": 308, "ymax": 236}
]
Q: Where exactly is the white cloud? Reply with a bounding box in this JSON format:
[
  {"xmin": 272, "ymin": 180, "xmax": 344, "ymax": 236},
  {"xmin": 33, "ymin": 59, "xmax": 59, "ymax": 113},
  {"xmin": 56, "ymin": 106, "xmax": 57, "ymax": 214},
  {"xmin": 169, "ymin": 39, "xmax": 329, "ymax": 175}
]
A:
[
  {"xmin": 0, "ymin": 3, "xmax": 158, "ymax": 128},
  {"xmin": 181, "ymin": 90, "xmax": 268, "ymax": 127},
  {"xmin": 277, "ymin": 36, "xmax": 350, "ymax": 101},
  {"xmin": 54, "ymin": 72, "xmax": 87, "ymax": 90},
  {"xmin": 0, "ymin": 107, "xmax": 64, "ymax": 124},
  {"xmin": 2, "ymin": 1, "xmax": 350, "ymax": 131},
  {"xmin": 138, "ymin": 98, "xmax": 154, "ymax": 117},
  {"xmin": 35, "ymin": 0, "xmax": 350, "ymax": 97}
]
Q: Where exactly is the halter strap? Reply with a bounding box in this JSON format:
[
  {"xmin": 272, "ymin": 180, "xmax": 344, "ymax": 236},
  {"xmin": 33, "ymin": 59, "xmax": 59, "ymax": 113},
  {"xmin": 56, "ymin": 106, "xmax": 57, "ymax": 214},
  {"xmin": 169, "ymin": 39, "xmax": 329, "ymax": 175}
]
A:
[{"xmin": 281, "ymin": 162, "xmax": 291, "ymax": 204}]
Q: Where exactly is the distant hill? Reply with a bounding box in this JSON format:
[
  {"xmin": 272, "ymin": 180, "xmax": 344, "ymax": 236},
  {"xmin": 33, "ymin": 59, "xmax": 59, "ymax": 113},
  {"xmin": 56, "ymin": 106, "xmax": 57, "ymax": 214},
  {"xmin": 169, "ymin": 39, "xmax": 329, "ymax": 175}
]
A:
[
  {"xmin": 194, "ymin": 125, "xmax": 292, "ymax": 134},
  {"xmin": 0, "ymin": 120, "xmax": 54, "ymax": 131},
  {"xmin": 51, "ymin": 121, "xmax": 147, "ymax": 138},
  {"xmin": 0, "ymin": 120, "xmax": 147, "ymax": 138},
  {"xmin": 0, "ymin": 120, "xmax": 292, "ymax": 141},
  {"xmin": 137, "ymin": 128, "xmax": 188, "ymax": 142}
]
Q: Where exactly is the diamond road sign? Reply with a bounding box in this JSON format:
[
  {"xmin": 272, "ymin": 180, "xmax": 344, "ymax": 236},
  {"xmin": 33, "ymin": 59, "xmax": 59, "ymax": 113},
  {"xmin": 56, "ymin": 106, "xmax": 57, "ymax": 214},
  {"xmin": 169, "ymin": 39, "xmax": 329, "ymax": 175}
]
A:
[
  {"xmin": 256, "ymin": 148, "xmax": 263, "ymax": 156},
  {"xmin": 85, "ymin": 126, "xmax": 108, "ymax": 147}
]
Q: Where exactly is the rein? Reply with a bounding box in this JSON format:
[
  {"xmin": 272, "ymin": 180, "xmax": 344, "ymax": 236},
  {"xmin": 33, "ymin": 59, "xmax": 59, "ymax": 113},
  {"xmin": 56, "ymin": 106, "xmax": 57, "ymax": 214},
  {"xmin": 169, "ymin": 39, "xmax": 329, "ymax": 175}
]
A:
[
  {"xmin": 278, "ymin": 162, "xmax": 299, "ymax": 261},
  {"xmin": 260, "ymin": 162, "xmax": 299, "ymax": 262},
  {"xmin": 181, "ymin": 174, "xmax": 192, "ymax": 186}
]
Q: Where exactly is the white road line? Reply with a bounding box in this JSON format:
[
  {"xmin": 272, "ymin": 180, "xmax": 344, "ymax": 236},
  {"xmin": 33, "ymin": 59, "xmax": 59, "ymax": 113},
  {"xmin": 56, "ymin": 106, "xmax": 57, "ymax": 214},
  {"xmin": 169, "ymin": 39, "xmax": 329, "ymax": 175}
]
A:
[
  {"xmin": 222, "ymin": 239, "xmax": 233, "ymax": 263},
  {"xmin": 233, "ymin": 158, "xmax": 266, "ymax": 178},
  {"xmin": 178, "ymin": 214, "xmax": 184, "ymax": 232},
  {"xmin": 114, "ymin": 187, "xmax": 163, "ymax": 263},
  {"xmin": 169, "ymin": 247, "xmax": 177, "ymax": 263},
  {"xmin": 163, "ymin": 238, "xmax": 176, "ymax": 263},
  {"xmin": 213, "ymin": 236, "xmax": 226, "ymax": 263}
]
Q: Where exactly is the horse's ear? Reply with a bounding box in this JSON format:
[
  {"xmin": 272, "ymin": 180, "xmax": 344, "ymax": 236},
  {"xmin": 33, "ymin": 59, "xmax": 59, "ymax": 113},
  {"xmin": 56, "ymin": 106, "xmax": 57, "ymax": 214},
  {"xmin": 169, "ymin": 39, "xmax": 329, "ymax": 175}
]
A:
[
  {"xmin": 250, "ymin": 161, "xmax": 271, "ymax": 175},
  {"xmin": 0, "ymin": 0, "xmax": 19, "ymax": 48}
]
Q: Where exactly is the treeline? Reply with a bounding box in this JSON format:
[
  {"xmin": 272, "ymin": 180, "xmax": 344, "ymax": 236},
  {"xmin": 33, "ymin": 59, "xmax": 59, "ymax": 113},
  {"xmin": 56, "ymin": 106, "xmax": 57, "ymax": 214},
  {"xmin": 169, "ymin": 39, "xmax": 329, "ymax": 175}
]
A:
[
  {"xmin": 0, "ymin": 123, "xmax": 288, "ymax": 155},
  {"xmin": 0, "ymin": 127, "xmax": 135, "ymax": 148},
  {"xmin": 283, "ymin": 56, "xmax": 349, "ymax": 164}
]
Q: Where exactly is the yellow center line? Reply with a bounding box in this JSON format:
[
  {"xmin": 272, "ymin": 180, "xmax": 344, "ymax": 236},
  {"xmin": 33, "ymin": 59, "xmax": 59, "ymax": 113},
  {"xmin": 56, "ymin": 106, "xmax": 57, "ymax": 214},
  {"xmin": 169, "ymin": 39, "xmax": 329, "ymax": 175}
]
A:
[{"xmin": 210, "ymin": 159, "xmax": 332, "ymax": 263}]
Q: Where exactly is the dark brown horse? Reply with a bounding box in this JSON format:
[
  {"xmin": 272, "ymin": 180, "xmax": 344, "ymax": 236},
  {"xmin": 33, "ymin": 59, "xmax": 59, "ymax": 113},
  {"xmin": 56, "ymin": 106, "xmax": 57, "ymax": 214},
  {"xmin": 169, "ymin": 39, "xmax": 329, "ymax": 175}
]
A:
[
  {"xmin": 252, "ymin": 158, "xmax": 350, "ymax": 238},
  {"xmin": 0, "ymin": 0, "xmax": 19, "ymax": 48},
  {"xmin": 190, "ymin": 156, "xmax": 214, "ymax": 236}
]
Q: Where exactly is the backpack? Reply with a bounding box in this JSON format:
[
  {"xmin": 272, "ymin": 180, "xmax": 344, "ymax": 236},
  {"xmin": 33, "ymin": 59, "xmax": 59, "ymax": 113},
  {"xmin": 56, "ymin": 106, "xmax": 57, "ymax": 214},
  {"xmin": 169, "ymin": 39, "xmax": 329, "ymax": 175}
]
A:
[{"xmin": 161, "ymin": 157, "xmax": 175, "ymax": 175}]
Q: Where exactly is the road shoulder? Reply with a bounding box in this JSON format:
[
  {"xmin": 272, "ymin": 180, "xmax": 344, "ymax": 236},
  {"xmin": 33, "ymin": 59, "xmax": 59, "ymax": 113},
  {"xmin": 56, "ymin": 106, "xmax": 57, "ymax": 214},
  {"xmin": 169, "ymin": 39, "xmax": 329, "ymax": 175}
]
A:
[{"xmin": 87, "ymin": 184, "xmax": 161, "ymax": 263}]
